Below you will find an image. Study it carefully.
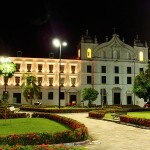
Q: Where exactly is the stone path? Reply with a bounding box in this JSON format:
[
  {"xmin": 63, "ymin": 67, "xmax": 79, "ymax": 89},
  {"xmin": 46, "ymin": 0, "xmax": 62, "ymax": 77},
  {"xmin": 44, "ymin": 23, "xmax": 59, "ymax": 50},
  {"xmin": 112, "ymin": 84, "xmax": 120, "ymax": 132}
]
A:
[{"xmin": 59, "ymin": 113, "xmax": 150, "ymax": 150}]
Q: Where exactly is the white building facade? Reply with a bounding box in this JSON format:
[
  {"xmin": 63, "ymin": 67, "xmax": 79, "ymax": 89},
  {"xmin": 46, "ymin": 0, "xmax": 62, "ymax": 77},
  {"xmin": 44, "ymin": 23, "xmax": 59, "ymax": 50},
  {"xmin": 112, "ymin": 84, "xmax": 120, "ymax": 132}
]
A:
[
  {"xmin": 79, "ymin": 31, "xmax": 148, "ymax": 107},
  {"xmin": 0, "ymin": 31, "xmax": 149, "ymax": 107},
  {"xmin": 0, "ymin": 57, "xmax": 82, "ymax": 106}
]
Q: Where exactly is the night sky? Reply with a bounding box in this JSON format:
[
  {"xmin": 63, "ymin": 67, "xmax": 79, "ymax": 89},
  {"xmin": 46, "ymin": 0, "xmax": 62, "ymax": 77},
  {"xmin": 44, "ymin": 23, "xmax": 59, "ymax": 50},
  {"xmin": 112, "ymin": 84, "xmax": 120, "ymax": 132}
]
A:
[{"xmin": 0, "ymin": 0, "xmax": 150, "ymax": 58}]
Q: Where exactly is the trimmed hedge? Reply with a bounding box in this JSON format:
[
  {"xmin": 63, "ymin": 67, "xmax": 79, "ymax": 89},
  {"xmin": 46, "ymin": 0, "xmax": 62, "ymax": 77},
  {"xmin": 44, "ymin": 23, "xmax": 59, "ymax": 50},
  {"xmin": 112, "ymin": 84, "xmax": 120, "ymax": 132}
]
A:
[
  {"xmin": 0, "ymin": 113, "xmax": 88, "ymax": 146},
  {"xmin": 88, "ymin": 110, "xmax": 106, "ymax": 119},
  {"xmin": 20, "ymin": 107, "xmax": 100, "ymax": 113},
  {"xmin": 120, "ymin": 115, "xmax": 150, "ymax": 127}
]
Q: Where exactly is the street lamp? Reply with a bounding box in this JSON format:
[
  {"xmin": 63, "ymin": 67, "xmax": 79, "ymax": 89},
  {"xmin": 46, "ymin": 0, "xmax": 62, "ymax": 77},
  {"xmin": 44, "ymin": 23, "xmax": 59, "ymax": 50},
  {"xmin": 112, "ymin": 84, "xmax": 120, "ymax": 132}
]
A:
[{"xmin": 52, "ymin": 38, "xmax": 67, "ymax": 108}]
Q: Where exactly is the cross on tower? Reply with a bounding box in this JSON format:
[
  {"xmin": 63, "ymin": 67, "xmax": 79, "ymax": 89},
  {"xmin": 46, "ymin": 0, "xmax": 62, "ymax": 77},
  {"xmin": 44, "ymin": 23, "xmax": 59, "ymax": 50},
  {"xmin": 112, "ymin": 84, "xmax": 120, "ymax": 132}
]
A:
[{"xmin": 112, "ymin": 27, "xmax": 117, "ymax": 33}]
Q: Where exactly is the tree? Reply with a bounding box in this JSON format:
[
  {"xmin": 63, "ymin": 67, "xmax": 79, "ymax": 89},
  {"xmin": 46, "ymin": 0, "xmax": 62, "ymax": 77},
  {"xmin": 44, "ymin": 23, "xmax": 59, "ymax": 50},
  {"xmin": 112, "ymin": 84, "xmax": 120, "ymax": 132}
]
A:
[
  {"xmin": 0, "ymin": 58, "xmax": 16, "ymax": 120},
  {"xmin": 0, "ymin": 60, "xmax": 17, "ymax": 92},
  {"xmin": 133, "ymin": 62, "xmax": 150, "ymax": 101},
  {"xmin": 21, "ymin": 74, "xmax": 41, "ymax": 105},
  {"xmin": 81, "ymin": 87, "xmax": 99, "ymax": 107}
]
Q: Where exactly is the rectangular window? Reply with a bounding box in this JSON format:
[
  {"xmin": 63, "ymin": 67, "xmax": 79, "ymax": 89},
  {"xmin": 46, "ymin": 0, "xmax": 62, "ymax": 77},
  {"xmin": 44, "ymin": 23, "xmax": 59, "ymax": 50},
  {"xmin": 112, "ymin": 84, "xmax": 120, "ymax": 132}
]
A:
[
  {"xmin": 139, "ymin": 68, "xmax": 144, "ymax": 73},
  {"xmin": 127, "ymin": 67, "xmax": 131, "ymax": 74},
  {"xmin": 38, "ymin": 64, "xmax": 42, "ymax": 72},
  {"xmin": 16, "ymin": 63, "xmax": 20, "ymax": 72},
  {"xmin": 114, "ymin": 66, "xmax": 119, "ymax": 73},
  {"xmin": 71, "ymin": 66, "xmax": 75, "ymax": 74},
  {"xmin": 87, "ymin": 76, "xmax": 91, "ymax": 84},
  {"xmin": 87, "ymin": 65, "xmax": 92, "ymax": 73},
  {"xmin": 60, "ymin": 65, "xmax": 64, "ymax": 73},
  {"xmin": 127, "ymin": 77, "xmax": 132, "ymax": 84},
  {"xmin": 49, "ymin": 65, "xmax": 53, "ymax": 73},
  {"xmin": 48, "ymin": 92, "xmax": 53, "ymax": 100},
  {"xmin": 60, "ymin": 78, "xmax": 65, "ymax": 87},
  {"xmin": 115, "ymin": 76, "xmax": 119, "ymax": 84},
  {"xmin": 60, "ymin": 92, "xmax": 65, "ymax": 100},
  {"xmin": 101, "ymin": 76, "xmax": 106, "ymax": 84},
  {"xmin": 15, "ymin": 77, "xmax": 20, "ymax": 86},
  {"xmin": 38, "ymin": 77, "xmax": 42, "ymax": 86},
  {"xmin": 38, "ymin": 92, "xmax": 42, "ymax": 99},
  {"xmin": 71, "ymin": 78, "xmax": 76, "ymax": 87},
  {"xmin": 49, "ymin": 77, "xmax": 53, "ymax": 86},
  {"xmin": 101, "ymin": 66, "xmax": 106, "ymax": 73},
  {"xmin": 27, "ymin": 64, "xmax": 31, "ymax": 72}
]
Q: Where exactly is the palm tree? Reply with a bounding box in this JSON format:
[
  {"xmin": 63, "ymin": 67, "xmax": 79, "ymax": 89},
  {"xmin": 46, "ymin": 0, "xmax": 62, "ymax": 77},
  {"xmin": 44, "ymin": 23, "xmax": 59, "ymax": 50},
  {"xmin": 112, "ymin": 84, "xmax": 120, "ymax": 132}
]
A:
[{"xmin": 21, "ymin": 74, "xmax": 41, "ymax": 105}]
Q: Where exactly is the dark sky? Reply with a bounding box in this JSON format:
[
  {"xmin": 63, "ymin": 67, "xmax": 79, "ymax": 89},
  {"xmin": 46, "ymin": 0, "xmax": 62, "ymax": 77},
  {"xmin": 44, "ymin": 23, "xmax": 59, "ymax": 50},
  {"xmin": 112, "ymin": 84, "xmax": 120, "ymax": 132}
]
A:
[{"xmin": 0, "ymin": 0, "xmax": 150, "ymax": 58}]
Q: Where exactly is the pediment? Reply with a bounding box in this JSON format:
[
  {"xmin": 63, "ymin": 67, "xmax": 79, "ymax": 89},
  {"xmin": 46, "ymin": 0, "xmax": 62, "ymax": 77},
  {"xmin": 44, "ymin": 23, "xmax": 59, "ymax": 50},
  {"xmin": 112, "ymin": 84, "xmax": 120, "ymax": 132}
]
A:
[
  {"xmin": 93, "ymin": 34, "xmax": 137, "ymax": 60},
  {"xmin": 66, "ymin": 87, "xmax": 79, "ymax": 93}
]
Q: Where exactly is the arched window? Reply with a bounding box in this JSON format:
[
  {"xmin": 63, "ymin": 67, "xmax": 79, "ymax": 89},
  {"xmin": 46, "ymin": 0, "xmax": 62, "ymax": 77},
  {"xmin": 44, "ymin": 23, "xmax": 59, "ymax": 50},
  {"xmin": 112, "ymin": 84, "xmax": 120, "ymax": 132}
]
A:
[
  {"xmin": 87, "ymin": 48, "xmax": 92, "ymax": 58},
  {"xmin": 139, "ymin": 51, "xmax": 143, "ymax": 61}
]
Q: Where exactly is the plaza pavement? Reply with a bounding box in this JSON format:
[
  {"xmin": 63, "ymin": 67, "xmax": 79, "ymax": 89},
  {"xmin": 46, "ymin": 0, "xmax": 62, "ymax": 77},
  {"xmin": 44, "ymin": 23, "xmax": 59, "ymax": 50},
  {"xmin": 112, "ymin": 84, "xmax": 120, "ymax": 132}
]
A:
[{"xmin": 58, "ymin": 113, "xmax": 150, "ymax": 150}]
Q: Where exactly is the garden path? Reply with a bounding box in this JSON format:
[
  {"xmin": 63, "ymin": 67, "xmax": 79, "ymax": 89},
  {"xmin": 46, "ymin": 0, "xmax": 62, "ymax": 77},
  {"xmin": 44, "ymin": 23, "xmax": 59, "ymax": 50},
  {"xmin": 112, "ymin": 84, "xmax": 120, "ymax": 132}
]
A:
[{"xmin": 59, "ymin": 113, "xmax": 150, "ymax": 150}]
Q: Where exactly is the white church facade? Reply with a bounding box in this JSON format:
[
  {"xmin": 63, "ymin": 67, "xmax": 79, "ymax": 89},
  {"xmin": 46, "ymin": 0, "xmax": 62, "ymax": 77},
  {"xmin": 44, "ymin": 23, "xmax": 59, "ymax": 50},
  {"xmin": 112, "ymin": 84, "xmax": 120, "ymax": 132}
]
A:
[
  {"xmin": 0, "ymin": 31, "xmax": 149, "ymax": 107},
  {"xmin": 79, "ymin": 31, "xmax": 148, "ymax": 107}
]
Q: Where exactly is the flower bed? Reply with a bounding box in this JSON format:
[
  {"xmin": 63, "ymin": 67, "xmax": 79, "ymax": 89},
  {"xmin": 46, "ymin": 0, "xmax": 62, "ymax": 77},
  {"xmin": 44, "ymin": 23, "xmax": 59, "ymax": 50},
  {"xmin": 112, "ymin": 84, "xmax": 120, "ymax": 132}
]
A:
[
  {"xmin": 120, "ymin": 116, "xmax": 150, "ymax": 127},
  {"xmin": 0, "ymin": 113, "xmax": 88, "ymax": 146},
  {"xmin": 0, "ymin": 144, "xmax": 85, "ymax": 150}
]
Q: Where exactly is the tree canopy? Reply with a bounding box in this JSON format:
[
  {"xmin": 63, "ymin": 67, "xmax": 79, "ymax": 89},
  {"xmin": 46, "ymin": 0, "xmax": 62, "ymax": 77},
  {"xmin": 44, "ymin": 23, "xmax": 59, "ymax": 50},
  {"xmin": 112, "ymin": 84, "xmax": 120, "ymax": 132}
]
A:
[
  {"xmin": 21, "ymin": 74, "xmax": 41, "ymax": 105},
  {"xmin": 0, "ymin": 61, "xmax": 16, "ymax": 77},
  {"xmin": 81, "ymin": 87, "xmax": 99, "ymax": 106},
  {"xmin": 133, "ymin": 62, "xmax": 150, "ymax": 101}
]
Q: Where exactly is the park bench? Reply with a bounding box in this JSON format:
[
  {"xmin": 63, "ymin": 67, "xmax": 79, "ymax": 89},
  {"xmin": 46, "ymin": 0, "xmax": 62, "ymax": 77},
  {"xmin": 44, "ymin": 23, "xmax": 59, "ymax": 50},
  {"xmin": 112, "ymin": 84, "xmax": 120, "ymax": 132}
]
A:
[{"xmin": 111, "ymin": 111, "xmax": 127, "ymax": 119}]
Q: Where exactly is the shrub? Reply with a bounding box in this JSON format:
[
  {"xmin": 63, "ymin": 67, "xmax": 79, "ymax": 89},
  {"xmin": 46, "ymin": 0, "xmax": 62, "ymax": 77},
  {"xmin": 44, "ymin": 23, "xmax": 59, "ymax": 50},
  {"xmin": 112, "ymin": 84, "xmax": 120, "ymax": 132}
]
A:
[{"xmin": 88, "ymin": 110, "xmax": 106, "ymax": 119}]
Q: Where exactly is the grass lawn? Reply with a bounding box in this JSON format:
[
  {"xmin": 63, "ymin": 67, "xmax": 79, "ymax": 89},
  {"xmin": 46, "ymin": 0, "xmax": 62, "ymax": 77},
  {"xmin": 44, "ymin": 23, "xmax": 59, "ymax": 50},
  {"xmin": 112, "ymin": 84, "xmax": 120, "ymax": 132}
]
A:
[
  {"xmin": 0, "ymin": 118, "xmax": 72, "ymax": 136},
  {"xmin": 127, "ymin": 111, "xmax": 150, "ymax": 119},
  {"xmin": 104, "ymin": 111, "xmax": 150, "ymax": 119},
  {"xmin": 104, "ymin": 113, "xmax": 113, "ymax": 119}
]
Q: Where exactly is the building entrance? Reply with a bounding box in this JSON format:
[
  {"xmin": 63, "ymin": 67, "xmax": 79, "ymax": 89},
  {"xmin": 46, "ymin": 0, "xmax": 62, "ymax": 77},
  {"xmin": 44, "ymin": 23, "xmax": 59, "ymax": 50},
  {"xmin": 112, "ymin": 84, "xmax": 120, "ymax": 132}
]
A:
[
  {"xmin": 114, "ymin": 93, "xmax": 120, "ymax": 104},
  {"xmin": 70, "ymin": 95, "xmax": 76, "ymax": 105}
]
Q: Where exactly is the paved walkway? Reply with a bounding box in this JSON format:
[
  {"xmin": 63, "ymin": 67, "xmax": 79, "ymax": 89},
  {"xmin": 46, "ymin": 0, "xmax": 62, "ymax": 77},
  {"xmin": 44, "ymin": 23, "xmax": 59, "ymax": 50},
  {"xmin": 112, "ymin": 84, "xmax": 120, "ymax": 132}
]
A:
[{"xmin": 59, "ymin": 113, "xmax": 150, "ymax": 150}]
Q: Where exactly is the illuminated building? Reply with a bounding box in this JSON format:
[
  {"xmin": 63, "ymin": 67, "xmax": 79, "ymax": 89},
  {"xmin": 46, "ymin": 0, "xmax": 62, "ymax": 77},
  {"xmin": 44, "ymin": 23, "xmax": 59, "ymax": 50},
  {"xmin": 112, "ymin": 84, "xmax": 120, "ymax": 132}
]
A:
[{"xmin": 0, "ymin": 31, "xmax": 148, "ymax": 107}]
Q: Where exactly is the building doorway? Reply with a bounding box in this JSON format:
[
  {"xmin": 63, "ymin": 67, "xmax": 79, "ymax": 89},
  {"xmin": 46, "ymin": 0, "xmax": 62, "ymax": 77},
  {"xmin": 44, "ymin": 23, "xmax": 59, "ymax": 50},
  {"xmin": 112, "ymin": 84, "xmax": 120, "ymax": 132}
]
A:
[
  {"xmin": 70, "ymin": 94, "xmax": 77, "ymax": 105},
  {"xmin": 127, "ymin": 95, "xmax": 132, "ymax": 104},
  {"xmin": 114, "ymin": 93, "xmax": 120, "ymax": 104}
]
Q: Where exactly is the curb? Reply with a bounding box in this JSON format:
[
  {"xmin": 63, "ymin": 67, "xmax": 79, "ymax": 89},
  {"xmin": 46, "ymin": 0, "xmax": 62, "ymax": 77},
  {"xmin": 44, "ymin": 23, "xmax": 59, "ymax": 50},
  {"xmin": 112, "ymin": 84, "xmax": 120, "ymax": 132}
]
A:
[
  {"xmin": 52, "ymin": 139, "xmax": 90, "ymax": 147},
  {"xmin": 102, "ymin": 118, "xmax": 150, "ymax": 130}
]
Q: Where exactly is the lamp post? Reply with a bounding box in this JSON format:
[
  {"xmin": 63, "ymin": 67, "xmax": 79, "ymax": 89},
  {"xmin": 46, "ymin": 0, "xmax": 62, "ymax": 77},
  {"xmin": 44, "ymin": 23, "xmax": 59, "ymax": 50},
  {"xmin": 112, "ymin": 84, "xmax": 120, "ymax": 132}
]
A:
[
  {"xmin": 52, "ymin": 38, "xmax": 67, "ymax": 108},
  {"xmin": 133, "ymin": 58, "xmax": 136, "ymax": 105}
]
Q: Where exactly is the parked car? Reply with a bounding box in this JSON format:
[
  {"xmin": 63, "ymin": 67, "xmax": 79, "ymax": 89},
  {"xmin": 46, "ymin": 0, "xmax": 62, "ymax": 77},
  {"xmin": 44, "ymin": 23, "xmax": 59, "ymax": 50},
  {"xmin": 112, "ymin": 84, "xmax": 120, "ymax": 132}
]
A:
[{"xmin": 144, "ymin": 101, "xmax": 150, "ymax": 108}]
